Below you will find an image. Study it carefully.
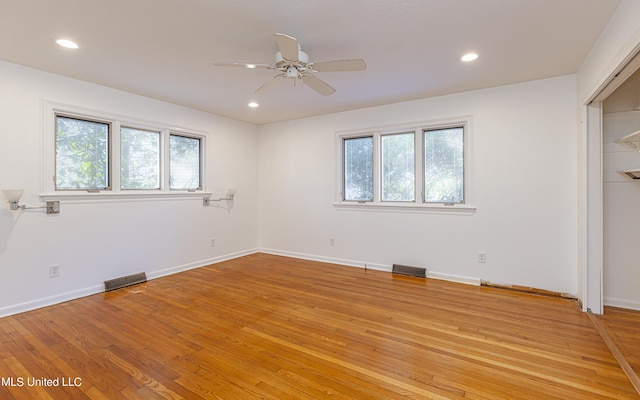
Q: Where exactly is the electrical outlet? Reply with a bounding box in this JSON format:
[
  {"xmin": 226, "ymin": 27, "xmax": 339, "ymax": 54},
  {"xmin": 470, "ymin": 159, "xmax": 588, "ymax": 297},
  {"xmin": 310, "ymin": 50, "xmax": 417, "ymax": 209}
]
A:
[
  {"xmin": 478, "ymin": 252, "xmax": 487, "ymax": 264},
  {"xmin": 203, "ymin": 197, "xmax": 210, "ymax": 206},
  {"xmin": 210, "ymin": 238, "xmax": 216, "ymax": 247},
  {"xmin": 329, "ymin": 238, "xmax": 335, "ymax": 247},
  {"xmin": 49, "ymin": 265, "xmax": 60, "ymax": 278}
]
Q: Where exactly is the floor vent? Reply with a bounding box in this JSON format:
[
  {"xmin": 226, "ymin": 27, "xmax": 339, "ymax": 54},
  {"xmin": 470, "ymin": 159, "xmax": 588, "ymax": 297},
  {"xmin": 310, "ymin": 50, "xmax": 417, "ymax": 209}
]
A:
[
  {"xmin": 104, "ymin": 272, "xmax": 147, "ymax": 292},
  {"xmin": 392, "ymin": 264, "xmax": 427, "ymax": 278}
]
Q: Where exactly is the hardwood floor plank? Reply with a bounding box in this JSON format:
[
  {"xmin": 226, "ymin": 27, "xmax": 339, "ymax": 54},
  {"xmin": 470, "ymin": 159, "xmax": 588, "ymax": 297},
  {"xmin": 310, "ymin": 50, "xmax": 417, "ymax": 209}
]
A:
[
  {"xmin": 601, "ymin": 307, "xmax": 640, "ymax": 376},
  {"xmin": 590, "ymin": 310, "xmax": 640, "ymax": 395},
  {"xmin": 244, "ymin": 326, "xmax": 458, "ymax": 399},
  {"xmin": 0, "ymin": 253, "xmax": 638, "ymax": 399}
]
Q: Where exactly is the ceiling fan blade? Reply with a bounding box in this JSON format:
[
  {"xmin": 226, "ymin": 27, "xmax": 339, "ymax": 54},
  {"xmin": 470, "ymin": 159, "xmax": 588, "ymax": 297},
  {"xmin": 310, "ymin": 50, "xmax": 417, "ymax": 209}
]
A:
[
  {"xmin": 302, "ymin": 74, "xmax": 336, "ymax": 96},
  {"xmin": 255, "ymin": 76, "xmax": 283, "ymax": 94},
  {"xmin": 275, "ymin": 33, "xmax": 299, "ymax": 62},
  {"xmin": 311, "ymin": 59, "xmax": 367, "ymax": 72},
  {"xmin": 212, "ymin": 62, "xmax": 272, "ymax": 69}
]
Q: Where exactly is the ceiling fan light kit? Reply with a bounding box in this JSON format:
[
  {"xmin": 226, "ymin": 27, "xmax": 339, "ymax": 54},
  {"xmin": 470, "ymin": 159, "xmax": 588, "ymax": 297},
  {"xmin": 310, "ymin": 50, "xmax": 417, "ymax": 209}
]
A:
[{"xmin": 213, "ymin": 33, "xmax": 366, "ymax": 96}]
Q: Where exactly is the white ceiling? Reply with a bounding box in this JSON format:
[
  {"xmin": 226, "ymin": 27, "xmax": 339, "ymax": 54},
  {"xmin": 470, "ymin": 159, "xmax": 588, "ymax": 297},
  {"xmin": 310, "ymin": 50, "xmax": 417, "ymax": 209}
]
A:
[{"xmin": 0, "ymin": 0, "xmax": 621, "ymax": 125}]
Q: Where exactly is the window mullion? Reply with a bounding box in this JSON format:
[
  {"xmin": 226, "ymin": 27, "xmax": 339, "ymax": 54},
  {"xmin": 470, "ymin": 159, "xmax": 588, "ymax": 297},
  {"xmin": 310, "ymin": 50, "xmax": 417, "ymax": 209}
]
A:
[
  {"xmin": 415, "ymin": 127, "xmax": 424, "ymax": 205},
  {"xmin": 111, "ymin": 121, "xmax": 121, "ymax": 193},
  {"xmin": 161, "ymin": 130, "xmax": 170, "ymax": 192},
  {"xmin": 199, "ymin": 135, "xmax": 206, "ymax": 191},
  {"xmin": 373, "ymin": 132, "xmax": 381, "ymax": 203}
]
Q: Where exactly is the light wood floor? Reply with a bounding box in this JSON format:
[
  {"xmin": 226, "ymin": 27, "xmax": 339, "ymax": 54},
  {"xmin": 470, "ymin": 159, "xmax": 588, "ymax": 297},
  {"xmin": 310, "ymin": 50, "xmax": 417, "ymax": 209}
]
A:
[
  {"xmin": 600, "ymin": 307, "xmax": 640, "ymax": 386},
  {"xmin": 0, "ymin": 253, "xmax": 638, "ymax": 399}
]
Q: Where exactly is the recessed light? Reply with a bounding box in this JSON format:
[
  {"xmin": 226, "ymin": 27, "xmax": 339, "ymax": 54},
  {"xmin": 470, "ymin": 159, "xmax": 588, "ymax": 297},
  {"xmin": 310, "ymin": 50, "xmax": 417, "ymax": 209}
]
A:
[
  {"xmin": 246, "ymin": 64, "xmax": 256, "ymax": 69},
  {"xmin": 461, "ymin": 53, "xmax": 478, "ymax": 62},
  {"xmin": 248, "ymin": 102, "xmax": 259, "ymax": 108},
  {"xmin": 56, "ymin": 39, "xmax": 79, "ymax": 49}
]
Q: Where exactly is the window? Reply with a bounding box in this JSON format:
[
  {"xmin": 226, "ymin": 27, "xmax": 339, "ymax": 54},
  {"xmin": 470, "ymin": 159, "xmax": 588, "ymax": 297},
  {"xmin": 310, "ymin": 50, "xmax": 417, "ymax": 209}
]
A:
[
  {"xmin": 170, "ymin": 134, "xmax": 202, "ymax": 190},
  {"xmin": 45, "ymin": 103, "xmax": 206, "ymax": 197},
  {"xmin": 343, "ymin": 136, "xmax": 373, "ymax": 201},
  {"xmin": 424, "ymin": 127, "xmax": 464, "ymax": 203},
  {"xmin": 55, "ymin": 115, "xmax": 110, "ymax": 190},
  {"xmin": 121, "ymin": 127, "xmax": 160, "ymax": 190},
  {"xmin": 337, "ymin": 117, "xmax": 473, "ymax": 212},
  {"xmin": 382, "ymin": 132, "xmax": 415, "ymax": 202}
]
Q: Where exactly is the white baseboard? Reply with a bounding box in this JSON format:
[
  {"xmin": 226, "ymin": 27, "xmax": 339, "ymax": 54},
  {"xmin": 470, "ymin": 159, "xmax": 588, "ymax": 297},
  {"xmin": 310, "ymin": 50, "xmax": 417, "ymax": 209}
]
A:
[
  {"xmin": 604, "ymin": 296, "xmax": 640, "ymax": 311},
  {"xmin": 259, "ymin": 248, "xmax": 370, "ymax": 269},
  {"xmin": 0, "ymin": 248, "xmax": 260, "ymax": 319},
  {"xmin": 0, "ymin": 285, "xmax": 103, "ymax": 319},
  {"xmin": 258, "ymin": 248, "xmax": 480, "ymax": 286},
  {"xmin": 428, "ymin": 271, "xmax": 481, "ymax": 286},
  {"xmin": 146, "ymin": 248, "xmax": 260, "ymax": 280}
]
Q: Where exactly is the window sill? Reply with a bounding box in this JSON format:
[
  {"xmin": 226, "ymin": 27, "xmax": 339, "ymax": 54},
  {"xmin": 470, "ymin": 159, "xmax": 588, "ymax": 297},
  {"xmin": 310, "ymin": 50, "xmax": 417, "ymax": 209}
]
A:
[
  {"xmin": 40, "ymin": 191, "xmax": 211, "ymax": 204},
  {"xmin": 333, "ymin": 202, "xmax": 476, "ymax": 215}
]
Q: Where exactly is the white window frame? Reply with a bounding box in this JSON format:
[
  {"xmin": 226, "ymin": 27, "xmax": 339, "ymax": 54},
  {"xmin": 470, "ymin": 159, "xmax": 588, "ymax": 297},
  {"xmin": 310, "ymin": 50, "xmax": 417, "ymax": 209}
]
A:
[
  {"xmin": 41, "ymin": 100, "xmax": 209, "ymax": 202},
  {"xmin": 335, "ymin": 116, "xmax": 476, "ymax": 215},
  {"xmin": 168, "ymin": 132, "xmax": 204, "ymax": 191},
  {"xmin": 342, "ymin": 134, "xmax": 375, "ymax": 202},
  {"xmin": 381, "ymin": 130, "xmax": 416, "ymax": 203},
  {"xmin": 54, "ymin": 113, "xmax": 113, "ymax": 191},
  {"xmin": 120, "ymin": 125, "xmax": 162, "ymax": 191}
]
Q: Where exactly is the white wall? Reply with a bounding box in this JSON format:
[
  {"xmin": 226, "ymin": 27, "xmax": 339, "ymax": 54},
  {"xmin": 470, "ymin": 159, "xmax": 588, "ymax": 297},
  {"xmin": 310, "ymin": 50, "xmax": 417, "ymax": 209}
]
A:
[
  {"xmin": 603, "ymin": 111, "xmax": 640, "ymax": 310},
  {"xmin": 258, "ymin": 75, "xmax": 578, "ymax": 295},
  {"xmin": 0, "ymin": 61, "xmax": 260, "ymax": 317}
]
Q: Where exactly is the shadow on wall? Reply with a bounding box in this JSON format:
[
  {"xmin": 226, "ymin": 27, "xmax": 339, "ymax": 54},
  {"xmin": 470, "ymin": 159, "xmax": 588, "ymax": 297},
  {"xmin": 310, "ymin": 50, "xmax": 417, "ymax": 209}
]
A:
[{"xmin": 0, "ymin": 210, "xmax": 20, "ymax": 254}]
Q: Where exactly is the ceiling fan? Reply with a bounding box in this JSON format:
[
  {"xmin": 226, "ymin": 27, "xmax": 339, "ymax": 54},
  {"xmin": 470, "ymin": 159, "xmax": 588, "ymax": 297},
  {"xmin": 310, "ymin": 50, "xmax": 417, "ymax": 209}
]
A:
[{"xmin": 212, "ymin": 33, "xmax": 366, "ymax": 96}]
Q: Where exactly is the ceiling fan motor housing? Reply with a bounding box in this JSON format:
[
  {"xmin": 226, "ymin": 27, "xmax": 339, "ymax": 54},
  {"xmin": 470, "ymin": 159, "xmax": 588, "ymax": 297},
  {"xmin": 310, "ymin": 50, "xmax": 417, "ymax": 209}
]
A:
[
  {"xmin": 275, "ymin": 49, "xmax": 309, "ymax": 65},
  {"xmin": 286, "ymin": 67, "xmax": 299, "ymax": 79}
]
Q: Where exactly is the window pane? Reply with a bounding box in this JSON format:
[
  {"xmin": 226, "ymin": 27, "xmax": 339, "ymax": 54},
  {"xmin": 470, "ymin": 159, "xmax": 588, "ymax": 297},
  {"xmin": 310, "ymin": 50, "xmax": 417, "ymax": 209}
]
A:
[
  {"xmin": 170, "ymin": 134, "xmax": 201, "ymax": 190},
  {"xmin": 55, "ymin": 116, "xmax": 109, "ymax": 190},
  {"xmin": 344, "ymin": 136, "xmax": 373, "ymax": 201},
  {"xmin": 382, "ymin": 132, "xmax": 415, "ymax": 201},
  {"xmin": 121, "ymin": 127, "xmax": 160, "ymax": 190},
  {"xmin": 424, "ymin": 127, "xmax": 464, "ymax": 203}
]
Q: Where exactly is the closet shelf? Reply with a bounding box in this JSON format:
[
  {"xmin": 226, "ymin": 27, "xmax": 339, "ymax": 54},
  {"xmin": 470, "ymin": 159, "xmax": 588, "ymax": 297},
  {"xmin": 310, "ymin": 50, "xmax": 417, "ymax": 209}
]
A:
[
  {"xmin": 616, "ymin": 129, "xmax": 640, "ymax": 179},
  {"xmin": 615, "ymin": 129, "xmax": 640, "ymax": 149},
  {"xmin": 619, "ymin": 168, "xmax": 640, "ymax": 179}
]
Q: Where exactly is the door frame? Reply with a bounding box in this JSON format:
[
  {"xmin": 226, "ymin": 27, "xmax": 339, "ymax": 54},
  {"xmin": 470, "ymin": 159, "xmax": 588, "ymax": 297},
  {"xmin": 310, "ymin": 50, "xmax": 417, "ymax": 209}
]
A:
[{"xmin": 582, "ymin": 45, "xmax": 640, "ymax": 314}]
